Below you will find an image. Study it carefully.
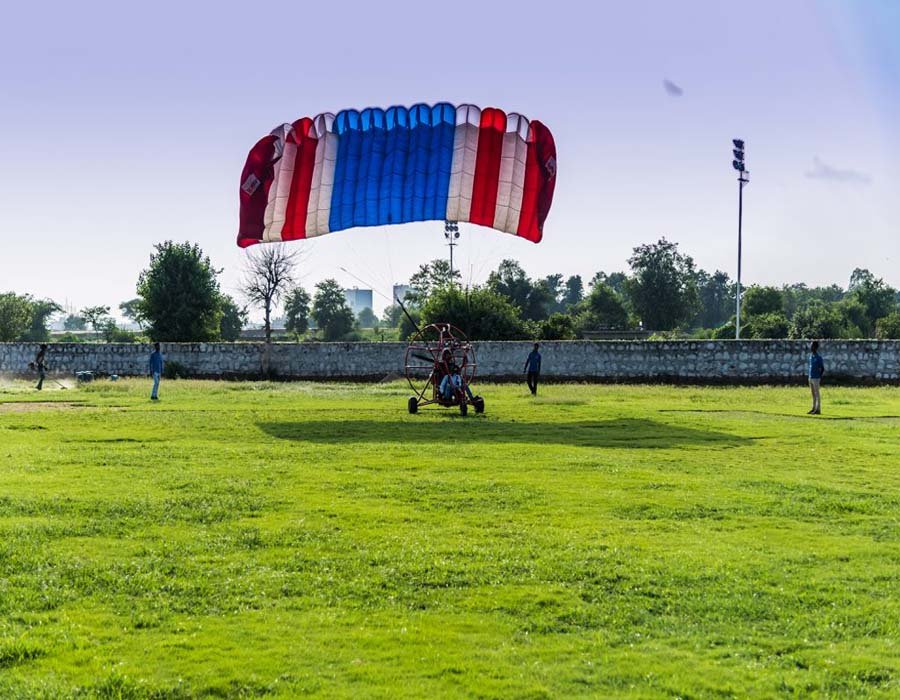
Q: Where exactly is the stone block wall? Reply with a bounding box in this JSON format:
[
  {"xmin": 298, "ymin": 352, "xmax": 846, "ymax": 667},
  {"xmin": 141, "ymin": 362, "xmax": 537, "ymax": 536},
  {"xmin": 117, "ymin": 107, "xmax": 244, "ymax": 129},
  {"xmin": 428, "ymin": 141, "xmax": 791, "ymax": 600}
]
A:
[{"xmin": 0, "ymin": 340, "xmax": 897, "ymax": 384}]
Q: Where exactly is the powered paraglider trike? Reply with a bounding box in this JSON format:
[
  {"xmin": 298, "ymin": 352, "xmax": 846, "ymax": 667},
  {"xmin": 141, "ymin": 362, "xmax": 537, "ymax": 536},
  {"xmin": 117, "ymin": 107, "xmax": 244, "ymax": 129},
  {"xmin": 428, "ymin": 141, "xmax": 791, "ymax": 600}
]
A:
[{"xmin": 404, "ymin": 323, "xmax": 484, "ymax": 416}]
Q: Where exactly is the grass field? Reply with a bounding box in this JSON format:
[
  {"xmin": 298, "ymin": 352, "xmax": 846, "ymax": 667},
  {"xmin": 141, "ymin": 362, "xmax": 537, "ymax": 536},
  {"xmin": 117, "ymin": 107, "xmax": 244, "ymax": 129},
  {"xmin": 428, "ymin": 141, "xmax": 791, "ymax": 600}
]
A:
[{"xmin": 0, "ymin": 379, "xmax": 898, "ymax": 698}]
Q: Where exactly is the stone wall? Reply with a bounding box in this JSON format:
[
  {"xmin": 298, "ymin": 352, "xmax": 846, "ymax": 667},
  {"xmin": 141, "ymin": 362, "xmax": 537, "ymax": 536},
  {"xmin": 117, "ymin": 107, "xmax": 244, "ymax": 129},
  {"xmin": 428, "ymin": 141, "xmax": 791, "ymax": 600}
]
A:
[{"xmin": 0, "ymin": 340, "xmax": 897, "ymax": 384}]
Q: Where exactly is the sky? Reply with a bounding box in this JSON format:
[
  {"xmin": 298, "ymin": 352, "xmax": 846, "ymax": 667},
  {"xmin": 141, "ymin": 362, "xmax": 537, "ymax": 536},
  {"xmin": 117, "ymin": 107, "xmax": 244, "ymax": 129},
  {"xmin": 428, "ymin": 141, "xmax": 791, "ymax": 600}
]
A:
[{"xmin": 1, "ymin": 0, "xmax": 897, "ymax": 320}]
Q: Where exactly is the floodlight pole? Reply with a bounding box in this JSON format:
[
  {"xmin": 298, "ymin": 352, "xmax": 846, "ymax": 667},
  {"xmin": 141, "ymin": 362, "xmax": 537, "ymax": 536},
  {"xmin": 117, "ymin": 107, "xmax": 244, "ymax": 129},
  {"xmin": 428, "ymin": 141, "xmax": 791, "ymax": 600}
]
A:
[{"xmin": 735, "ymin": 170, "xmax": 749, "ymax": 339}]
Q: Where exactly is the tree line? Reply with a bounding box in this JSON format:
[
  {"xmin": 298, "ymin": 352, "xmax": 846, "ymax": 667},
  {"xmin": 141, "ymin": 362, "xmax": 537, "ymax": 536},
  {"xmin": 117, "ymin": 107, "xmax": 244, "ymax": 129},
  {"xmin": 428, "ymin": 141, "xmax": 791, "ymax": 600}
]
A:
[{"xmin": 2, "ymin": 238, "xmax": 898, "ymax": 343}]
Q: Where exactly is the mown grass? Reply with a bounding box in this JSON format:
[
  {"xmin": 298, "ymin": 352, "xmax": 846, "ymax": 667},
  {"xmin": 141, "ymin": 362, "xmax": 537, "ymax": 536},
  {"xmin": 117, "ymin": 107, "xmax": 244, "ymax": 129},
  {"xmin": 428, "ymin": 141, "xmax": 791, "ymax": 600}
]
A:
[{"xmin": 0, "ymin": 379, "xmax": 898, "ymax": 698}]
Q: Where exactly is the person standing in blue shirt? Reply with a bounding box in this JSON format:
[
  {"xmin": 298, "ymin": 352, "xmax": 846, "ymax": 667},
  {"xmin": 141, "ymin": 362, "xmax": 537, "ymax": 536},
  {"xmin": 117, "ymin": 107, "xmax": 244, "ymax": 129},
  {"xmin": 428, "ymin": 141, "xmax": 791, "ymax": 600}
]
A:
[
  {"xmin": 523, "ymin": 343, "xmax": 542, "ymax": 396},
  {"xmin": 149, "ymin": 342, "xmax": 164, "ymax": 400},
  {"xmin": 807, "ymin": 341, "xmax": 825, "ymax": 415}
]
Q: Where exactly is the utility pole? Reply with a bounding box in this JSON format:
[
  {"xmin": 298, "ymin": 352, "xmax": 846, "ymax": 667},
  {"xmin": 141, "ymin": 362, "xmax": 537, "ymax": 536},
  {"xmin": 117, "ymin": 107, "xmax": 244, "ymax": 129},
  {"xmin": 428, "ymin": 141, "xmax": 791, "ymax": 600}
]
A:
[
  {"xmin": 731, "ymin": 140, "xmax": 750, "ymax": 339},
  {"xmin": 444, "ymin": 220, "xmax": 459, "ymax": 281}
]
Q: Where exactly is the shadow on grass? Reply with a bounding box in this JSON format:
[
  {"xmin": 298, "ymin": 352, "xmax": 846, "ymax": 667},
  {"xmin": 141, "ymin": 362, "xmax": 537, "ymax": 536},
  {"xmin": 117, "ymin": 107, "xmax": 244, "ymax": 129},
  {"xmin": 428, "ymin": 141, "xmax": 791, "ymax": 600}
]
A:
[{"xmin": 258, "ymin": 418, "xmax": 752, "ymax": 449}]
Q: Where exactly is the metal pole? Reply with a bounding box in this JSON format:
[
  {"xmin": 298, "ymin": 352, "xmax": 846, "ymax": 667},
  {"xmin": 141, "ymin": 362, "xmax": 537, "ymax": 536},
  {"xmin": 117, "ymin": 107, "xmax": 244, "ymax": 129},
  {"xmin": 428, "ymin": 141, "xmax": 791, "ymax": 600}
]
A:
[{"xmin": 736, "ymin": 176, "xmax": 743, "ymax": 339}]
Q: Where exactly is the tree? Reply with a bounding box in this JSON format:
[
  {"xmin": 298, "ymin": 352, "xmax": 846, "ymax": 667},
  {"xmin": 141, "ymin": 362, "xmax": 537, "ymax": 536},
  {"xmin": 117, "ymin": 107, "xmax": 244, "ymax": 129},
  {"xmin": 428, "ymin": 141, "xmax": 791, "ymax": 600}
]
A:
[
  {"xmin": 590, "ymin": 271, "xmax": 628, "ymax": 296},
  {"xmin": 357, "ymin": 307, "xmax": 378, "ymax": 328},
  {"xmin": 64, "ymin": 314, "xmax": 86, "ymax": 331},
  {"xmin": 136, "ymin": 241, "xmax": 223, "ymax": 341},
  {"xmin": 241, "ymin": 244, "xmax": 297, "ymax": 344},
  {"xmin": 381, "ymin": 304, "xmax": 403, "ymax": 328},
  {"xmin": 742, "ymin": 286, "xmax": 784, "ymax": 317},
  {"xmin": 876, "ymin": 312, "xmax": 900, "ymax": 339},
  {"xmin": 748, "ymin": 312, "xmax": 790, "ymax": 339},
  {"xmin": 789, "ymin": 302, "xmax": 851, "ymax": 339},
  {"xmin": 312, "ymin": 279, "xmax": 355, "ymax": 341},
  {"xmin": 694, "ymin": 270, "xmax": 734, "ymax": 328},
  {"xmin": 487, "ymin": 259, "xmax": 554, "ymax": 321},
  {"xmin": 576, "ymin": 283, "xmax": 630, "ymax": 331},
  {"xmin": 541, "ymin": 274, "xmax": 565, "ymax": 314},
  {"xmin": 562, "ymin": 275, "xmax": 584, "ymax": 309},
  {"xmin": 408, "ymin": 259, "xmax": 460, "ymax": 304},
  {"xmin": 540, "ymin": 312, "xmax": 577, "ymax": 340},
  {"xmin": 0, "ymin": 293, "xmax": 33, "ymax": 341},
  {"xmin": 624, "ymin": 238, "xmax": 699, "ymax": 331},
  {"xmin": 22, "ymin": 299, "xmax": 60, "ymax": 342},
  {"xmin": 119, "ymin": 298, "xmax": 146, "ymax": 329},
  {"xmin": 80, "ymin": 305, "xmax": 112, "ymax": 337},
  {"xmin": 420, "ymin": 285, "xmax": 530, "ymax": 340},
  {"xmin": 284, "ymin": 287, "xmax": 311, "ymax": 337},
  {"xmin": 846, "ymin": 268, "xmax": 896, "ymax": 336},
  {"xmin": 219, "ymin": 295, "xmax": 248, "ymax": 341},
  {"xmin": 781, "ymin": 283, "xmax": 844, "ymax": 320}
]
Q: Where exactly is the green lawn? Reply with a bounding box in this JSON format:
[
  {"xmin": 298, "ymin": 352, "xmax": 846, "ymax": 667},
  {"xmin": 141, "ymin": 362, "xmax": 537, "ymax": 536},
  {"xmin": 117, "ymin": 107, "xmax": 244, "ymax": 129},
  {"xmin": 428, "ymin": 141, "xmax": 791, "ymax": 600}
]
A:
[{"xmin": 0, "ymin": 379, "xmax": 898, "ymax": 698}]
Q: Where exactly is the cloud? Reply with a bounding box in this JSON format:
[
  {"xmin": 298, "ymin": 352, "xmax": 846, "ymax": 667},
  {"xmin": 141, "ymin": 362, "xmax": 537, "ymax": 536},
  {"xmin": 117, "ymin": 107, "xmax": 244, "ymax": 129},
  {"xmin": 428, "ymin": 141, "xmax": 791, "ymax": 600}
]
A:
[
  {"xmin": 662, "ymin": 79, "xmax": 684, "ymax": 97},
  {"xmin": 805, "ymin": 157, "xmax": 872, "ymax": 184}
]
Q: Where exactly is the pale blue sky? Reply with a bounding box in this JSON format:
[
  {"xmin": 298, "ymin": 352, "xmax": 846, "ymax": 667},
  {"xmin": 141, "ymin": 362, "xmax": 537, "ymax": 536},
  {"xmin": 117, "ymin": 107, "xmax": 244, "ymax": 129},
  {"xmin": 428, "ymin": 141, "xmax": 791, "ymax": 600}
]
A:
[{"xmin": 1, "ymin": 0, "xmax": 897, "ymax": 317}]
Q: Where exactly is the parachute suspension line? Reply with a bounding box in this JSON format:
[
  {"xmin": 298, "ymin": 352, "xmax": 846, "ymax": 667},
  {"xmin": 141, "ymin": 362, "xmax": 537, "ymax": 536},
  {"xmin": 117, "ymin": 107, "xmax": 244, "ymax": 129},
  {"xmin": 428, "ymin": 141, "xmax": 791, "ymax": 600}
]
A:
[
  {"xmin": 337, "ymin": 267, "xmax": 394, "ymax": 304},
  {"xmin": 339, "ymin": 237, "xmax": 392, "ymax": 303}
]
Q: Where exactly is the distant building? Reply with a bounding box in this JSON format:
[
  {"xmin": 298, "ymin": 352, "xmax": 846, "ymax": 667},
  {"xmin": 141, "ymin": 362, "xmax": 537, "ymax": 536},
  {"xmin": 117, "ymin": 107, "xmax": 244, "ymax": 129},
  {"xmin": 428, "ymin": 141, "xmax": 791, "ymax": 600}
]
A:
[
  {"xmin": 392, "ymin": 284, "xmax": 415, "ymax": 304},
  {"xmin": 343, "ymin": 288, "xmax": 373, "ymax": 316}
]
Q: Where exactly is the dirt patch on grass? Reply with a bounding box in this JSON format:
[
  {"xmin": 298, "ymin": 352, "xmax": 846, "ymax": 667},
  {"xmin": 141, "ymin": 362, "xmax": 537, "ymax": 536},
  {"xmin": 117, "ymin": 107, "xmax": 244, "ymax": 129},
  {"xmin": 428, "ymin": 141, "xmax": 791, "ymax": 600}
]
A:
[{"xmin": 0, "ymin": 402, "xmax": 85, "ymax": 414}]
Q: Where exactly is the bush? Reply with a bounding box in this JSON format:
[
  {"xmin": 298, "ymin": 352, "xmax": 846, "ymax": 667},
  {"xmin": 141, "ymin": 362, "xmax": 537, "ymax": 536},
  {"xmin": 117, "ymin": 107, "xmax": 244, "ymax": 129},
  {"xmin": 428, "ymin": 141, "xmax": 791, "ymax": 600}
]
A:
[
  {"xmin": 876, "ymin": 311, "xmax": 900, "ymax": 339},
  {"xmin": 789, "ymin": 302, "xmax": 854, "ymax": 339},
  {"xmin": 420, "ymin": 286, "xmax": 530, "ymax": 340},
  {"xmin": 748, "ymin": 312, "xmax": 789, "ymax": 339},
  {"xmin": 162, "ymin": 360, "xmax": 190, "ymax": 379},
  {"xmin": 540, "ymin": 313, "xmax": 576, "ymax": 340}
]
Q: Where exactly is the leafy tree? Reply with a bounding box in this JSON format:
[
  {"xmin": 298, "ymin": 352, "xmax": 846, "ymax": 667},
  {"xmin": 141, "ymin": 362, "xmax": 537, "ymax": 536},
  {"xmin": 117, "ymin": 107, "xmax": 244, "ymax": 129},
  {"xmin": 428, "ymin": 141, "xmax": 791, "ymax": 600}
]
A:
[
  {"xmin": 487, "ymin": 259, "xmax": 554, "ymax": 321},
  {"xmin": 875, "ymin": 311, "xmax": 900, "ymax": 339},
  {"xmin": 590, "ymin": 271, "xmax": 628, "ymax": 296},
  {"xmin": 694, "ymin": 270, "xmax": 733, "ymax": 328},
  {"xmin": 408, "ymin": 259, "xmax": 460, "ymax": 304},
  {"xmin": 241, "ymin": 244, "xmax": 297, "ymax": 344},
  {"xmin": 119, "ymin": 298, "xmax": 146, "ymax": 329},
  {"xmin": 99, "ymin": 319, "xmax": 137, "ymax": 343},
  {"xmin": 846, "ymin": 268, "xmax": 896, "ymax": 336},
  {"xmin": 219, "ymin": 295, "xmax": 248, "ymax": 341},
  {"xmin": 0, "ymin": 293, "xmax": 33, "ymax": 341},
  {"xmin": 64, "ymin": 314, "xmax": 86, "ymax": 331},
  {"xmin": 575, "ymin": 283, "xmax": 630, "ymax": 332},
  {"xmin": 624, "ymin": 238, "xmax": 699, "ymax": 331},
  {"xmin": 748, "ymin": 312, "xmax": 789, "ymax": 339},
  {"xmin": 781, "ymin": 283, "xmax": 845, "ymax": 319},
  {"xmin": 398, "ymin": 306, "xmax": 421, "ymax": 341},
  {"xmin": 136, "ymin": 241, "xmax": 223, "ymax": 341},
  {"xmin": 742, "ymin": 286, "xmax": 783, "ymax": 317},
  {"xmin": 562, "ymin": 275, "xmax": 584, "ymax": 309},
  {"xmin": 284, "ymin": 287, "xmax": 311, "ymax": 337},
  {"xmin": 22, "ymin": 299, "xmax": 60, "ymax": 342},
  {"xmin": 381, "ymin": 304, "xmax": 403, "ymax": 328},
  {"xmin": 540, "ymin": 312, "xmax": 576, "ymax": 340},
  {"xmin": 789, "ymin": 302, "xmax": 851, "ymax": 339},
  {"xmin": 357, "ymin": 307, "xmax": 378, "ymax": 328},
  {"xmin": 541, "ymin": 274, "xmax": 566, "ymax": 314},
  {"xmin": 80, "ymin": 305, "xmax": 112, "ymax": 336},
  {"xmin": 420, "ymin": 286, "xmax": 530, "ymax": 340},
  {"xmin": 312, "ymin": 279, "xmax": 355, "ymax": 341}
]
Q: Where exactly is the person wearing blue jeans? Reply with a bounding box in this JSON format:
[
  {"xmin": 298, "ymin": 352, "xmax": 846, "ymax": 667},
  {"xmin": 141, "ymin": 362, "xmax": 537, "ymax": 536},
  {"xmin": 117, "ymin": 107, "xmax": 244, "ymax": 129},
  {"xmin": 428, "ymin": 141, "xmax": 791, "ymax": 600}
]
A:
[
  {"xmin": 807, "ymin": 340, "xmax": 825, "ymax": 415},
  {"xmin": 149, "ymin": 342, "xmax": 164, "ymax": 400},
  {"xmin": 523, "ymin": 343, "xmax": 542, "ymax": 395},
  {"xmin": 439, "ymin": 366, "xmax": 474, "ymax": 402}
]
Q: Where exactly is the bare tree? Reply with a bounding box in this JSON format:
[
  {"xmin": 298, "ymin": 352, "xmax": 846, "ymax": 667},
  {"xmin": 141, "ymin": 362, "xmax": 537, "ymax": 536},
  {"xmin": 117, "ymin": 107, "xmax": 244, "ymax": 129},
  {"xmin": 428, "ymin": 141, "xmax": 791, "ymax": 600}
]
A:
[{"xmin": 241, "ymin": 245, "xmax": 298, "ymax": 343}]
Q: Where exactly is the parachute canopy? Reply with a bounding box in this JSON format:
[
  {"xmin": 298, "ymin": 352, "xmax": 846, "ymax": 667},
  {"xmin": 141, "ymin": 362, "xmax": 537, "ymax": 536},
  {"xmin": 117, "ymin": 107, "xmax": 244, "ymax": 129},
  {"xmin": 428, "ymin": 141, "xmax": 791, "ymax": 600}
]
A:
[{"xmin": 238, "ymin": 103, "xmax": 556, "ymax": 247}]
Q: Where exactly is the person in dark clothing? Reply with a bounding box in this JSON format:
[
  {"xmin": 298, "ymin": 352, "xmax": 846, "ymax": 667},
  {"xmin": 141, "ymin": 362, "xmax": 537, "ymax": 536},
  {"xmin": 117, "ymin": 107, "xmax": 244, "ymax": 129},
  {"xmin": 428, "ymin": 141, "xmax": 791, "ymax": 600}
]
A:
[
  {"xmin": 149, "ymin": 342, "xmax": 164, "ymax": 400},
  {"xmin": 524, "ymin": 343, "xmax": 542, "ymax": 395},
  {"xmin": 33, "ymin": 344, "xmax": 48, "ymax": 390},
  {"xmin": 808, "ymin": 340, "xmax": 825, "ymax": 415}
]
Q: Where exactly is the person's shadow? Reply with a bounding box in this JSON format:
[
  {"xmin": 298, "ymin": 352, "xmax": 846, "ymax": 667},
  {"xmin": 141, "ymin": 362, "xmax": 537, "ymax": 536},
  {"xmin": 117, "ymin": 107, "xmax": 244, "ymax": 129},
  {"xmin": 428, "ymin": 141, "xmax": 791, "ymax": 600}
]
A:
[{"xmin": 258, "ymin": 418, "xmax": 751, "ymax": 450}]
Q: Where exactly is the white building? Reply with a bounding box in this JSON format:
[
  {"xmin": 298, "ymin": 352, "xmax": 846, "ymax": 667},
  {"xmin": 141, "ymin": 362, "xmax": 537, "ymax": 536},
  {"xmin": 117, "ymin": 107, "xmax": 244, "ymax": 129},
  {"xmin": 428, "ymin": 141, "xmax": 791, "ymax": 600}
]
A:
[{"xmin": 343, "ymin": 288, "xmax": 373, "ymax": 316}]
